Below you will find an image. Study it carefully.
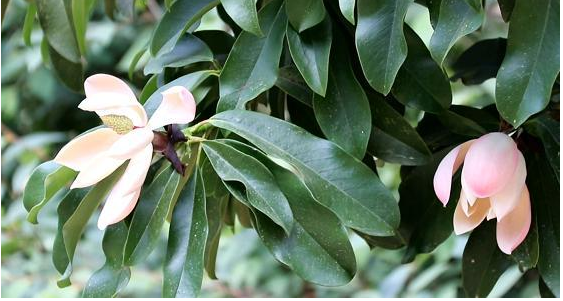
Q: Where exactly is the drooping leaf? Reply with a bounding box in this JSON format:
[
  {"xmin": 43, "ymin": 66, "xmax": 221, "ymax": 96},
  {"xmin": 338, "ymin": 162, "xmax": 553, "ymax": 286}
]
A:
[
  {"xmin": 220, "ymin": 0, "xmax": 262, "ymax": 36},
  {"xmin": 286, "ymin": 15, "xmax": 332, "ymax": 96},
  {"xmin": 392, "ymin": 25, "xmax": 451, "ymax": 113},
  {"xmin": 144, "ymin": 34, "xmax": 213, "ymax": 75},
  {"xmin": 462, "ymin": 221, "xmax": 512, "ymax": 298},
  {"xmin": 150, "ymin": 0, "xmax": 219, "ymax": 55},
  {"xmin": 202, "ymin": 141, "xmax": 293, "ymax": 233},
  {"xmin": 36, "ymin": 0, "xmax": 81, "ymax": 63},
  {"xmin": 313, "ymin": 30, "xmax": 370, "ymax": 159},
  {"xmin": 524, "ymin": 114, "xmax": 560, "ymax": 182},
  {"xmin": 209, "ymin": 110, "xmax": 399, "ymax": 236},
  {"xmin": 367, "ymin": 94, "xmax": 431, "ymax": 166},
  {"xmin": 48, "ymin": 44, "xmax": 84, "ymax": 92},
  {"xmin": 286, "ymin": 0, "xmax": 326, "ymax": 32},
  {"xmin": 22, "ymin": 2, "xmax": 37, "ymax": 46},
  {"xmin": 217, "ymin": 0, "xmax": 287, "ymax": 112},
  {"xmin": 450, "ymin": 38, "xmax": 506, "ymax": 85},
  {"xmin": 275, "ymin": 65, "xmax": 314, "ymax": 106},
  {"xmin": 23, "ymin": 161, "xmax": 77, "ymax": 224},
  {"xmin": 428, "ymin": 0, "xmax": 483, "ymax": 66},
  {"xmin": 53, "ymin": 165, "xmax": 125, "ymax": 288},
  {"xmin": 496, "ymin": 0, "xmax": 559, "ymax": 127},
  {"xmin": 71, "ymin": 0, "xmax": 95, "ymax": 55},
  {"xmin": 338, "ymin": 0, "xmax": 356, "ymax": 24},
  {"xmin": 124, "ymin": 167, "xmax": 181, "ymax": 266},
  {"xmin": 163, "ymin": 168, "xmax": 208, "ymax": 297},
  {"xmin": 355, "ymin": 0, "xmax": 412, "ymax": 95},
  {"xmin": 82, "ymin": 222, "xmax": 131, "ymax": 297}
]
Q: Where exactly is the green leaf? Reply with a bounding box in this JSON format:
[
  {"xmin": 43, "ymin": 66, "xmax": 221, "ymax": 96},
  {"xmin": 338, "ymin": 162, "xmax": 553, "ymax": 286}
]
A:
[
  {"xmin": 200, "ymin": 157, "xmax": 230, "ymax": 280},
  {"xmin": 450, "ymin": 38, "xmax": 506, "ymax": 85},
  {"xmin": 53, "ymin": 165, "xmax": 125, "ymax": 288},
  {"xmin": 355, "ymin": 0, "xmax": 412, "ymax": 95},
  {"xmin": 220, "ymin": 0, "xmax": 262, "ymax": 36},
  {"xmin": 428, "ymin": 0, "xmax": 483, "ymax": 66},
  {"xmin": 150, "ymin": 0, "xmax": 219, "ymax": 55},
  {"xmin": 286, "ymin": 15, "xmax": 331, "ymax": 96},
  {"xmin": 286, "ymin": 0, "xmax": 326, "ymax": 32},
  {"xmin": 436, "ymin": 109, "xmax": 487, "ymax": 137},
  {"xmin": 48, "ymin": 44, "xmax": 84, "ymax": 92},
  {"xmin": 524, "ymin": 115, "xmax": 560, "ymax": 181},
  {"xmin": 36, "ymin": 0, "xmax": 81, "ymax": 63},
  {"xmin": 23, "ymin": 161, "xmax": 77, "ymax": 224},
  {"xmin": 399, "ymin": 147, "xmax": 458, "ymax": 263},
  {"xmin": 462, "ymin": 221, "xmax": 512, "ymax": 298},
  {"xmin": 527, "ymin": 152, "xmax": 560, "ymax": 297},
  {"xmin": 144, "ymin": 70, "xmax": 214, "ymax": 116},
  {"xmin": 209, "ymin": 110, "xmax": 399, "ymax": 236},
  {"xmin": 275, "ymin": 65, "xmax": 314, "ymax": 106},
  {"xmin": 202, "ymin": 140, "xmax": 293, "ymax": 233},
  {"xmin": 313, "ymin": 31, "xmax": 370, "ymax": 159},
  {"xmin": 392, "ymin": 26, "xmax": 451, "ymax": 113},
  {"xmin": 224, "ymin": 140, "xmax": 357, "ymax": 286},
  {"xmin": 163, "ymin": 168, "xmax": 208, "ymax": 297},
  {"xmin": 22, "ymin": 2, "xmax": 37, "ymax": 47},
  {"xmin": 217, "ymin": 0, "xmax": 287, "ymax": 112},
  {"xmin": 367, "ymin": 94, "xmax": 431, "ymax": 165},
  {"xmin": 144, "ymin": 34, "xmax": 213, "ymax": 75},
  {"xmin": 124, "ymin": 167, "xmax": 181, "ymax": 266},
  {"xmin": 511, "ymin": 215, "xmax": 539, "ymax": 272},
  {"xmin": 82, "ymin": 222, "xmax": 131, "ymax": 297},
  {"xmin": 71, "ymin": 0, "xmax": 95, "ymax": 55},
  {"xmin": 540, "ymin": 276, "xmax": 557, "ymax": 298},
  {"xmin": 497, "ymin": 0, "xmax": 515, "ymax": 22},
  {"xmin": 338, "ymin": 0, "xmax": 356, "ymax": 25},
  {"xmin": 139, "ymin": 74, "xmax": 158, "ymax": 104}
]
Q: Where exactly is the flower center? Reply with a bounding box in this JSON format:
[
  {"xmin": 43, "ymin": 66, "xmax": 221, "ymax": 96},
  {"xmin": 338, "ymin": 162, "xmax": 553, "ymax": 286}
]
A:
[{"xmin": 100, "ymin": 114, "xmax": 134, "ymax": 135}]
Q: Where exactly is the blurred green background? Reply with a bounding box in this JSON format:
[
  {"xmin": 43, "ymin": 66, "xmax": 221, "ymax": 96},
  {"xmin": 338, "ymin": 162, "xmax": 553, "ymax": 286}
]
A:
[{"xmin": 1, "ymin": 0, "xmax": 540, "ymax": 297}]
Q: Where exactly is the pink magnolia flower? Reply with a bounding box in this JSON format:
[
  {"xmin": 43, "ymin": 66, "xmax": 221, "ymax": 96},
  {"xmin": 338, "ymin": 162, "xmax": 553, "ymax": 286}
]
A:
[
  {"xmin": 54, "ymin": 74, "xmax": 196, "ymax": 230},
  {"xmin": 433, "ymin": 132, "xmax": 531, "ymax": 254}
]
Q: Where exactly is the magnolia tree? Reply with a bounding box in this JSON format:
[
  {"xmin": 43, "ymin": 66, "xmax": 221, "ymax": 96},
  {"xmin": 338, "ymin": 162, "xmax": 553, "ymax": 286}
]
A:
[{"xmin": 19, "ymin": 0, "xmax": 559, "ymax": 298}]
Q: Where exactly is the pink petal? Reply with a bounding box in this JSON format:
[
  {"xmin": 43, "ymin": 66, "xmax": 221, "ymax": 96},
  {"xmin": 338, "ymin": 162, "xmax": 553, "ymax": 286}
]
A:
[
  {"xmin": 433, "ymin": 140, "xmax": 474, "ymax": 205},
  {"xmin": 79, "ymin": 93, "xmax": 148, "ymax": 127},
  {"xmin": 97, "ymin": 145, "xmax": 153, "ymax": 229},
  {"xmin": 106, "ymin": 128, "xmax": 154, "ymax": 160},
  {"xmin": 490, "ymin": 152, "xmax": 527, "ymax": 220},
  {"xmin": 54, "ymin": 128, "xmax": 120, "ymax": 171},
  {"xmin": 496, "ymin": 186, "xmax": 531, "ymax": 254},
  {"xmin": 146, "ymin": 86, "xmax": 196, "ymax": 130},
  {"xmin": 462, "ymin": 132, "xmax": 519, "ymax": 198},
  {"xmin": 70, "ymin": 155, "xmax": 126, "ymax": 189},
  {"xmin": 461, "ymin": 174, "xmax": 477, "ymax": 206},
  {"xmin": 84, "ymin": 74, "xmax": 138, "ymax": 104},
  {"xmin": 453, "ymin": 198, "xmax": 490, "ymax": 235}
]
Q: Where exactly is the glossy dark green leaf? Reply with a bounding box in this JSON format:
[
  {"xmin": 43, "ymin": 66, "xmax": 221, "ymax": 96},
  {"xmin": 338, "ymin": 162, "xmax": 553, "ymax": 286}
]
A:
[
  {"xmin": 497, "ymin": 0, "xmax": 515, "ymax": 22},
  {"xmin": 163, "ymin": 168, "xmax": 208, "ymax": 297},
  {"xmin": 209, "ymin": 110, "xmax": 399, "ymax": 236},
  {"xmin": 129, "ymin": 46, "xmax": 148, "ymax": 81},
  {"xmin": 426, "ymin": 0, "xmax": 441, "ymax": 29},
  {"xmin": 313, "ymin": 33, "xmax": 370, "ymax": 159},
  {"xmin": 355, "ymin": 0, "xmax": 412, "ymax": 95},
  {"xmin": 220, "ymin": 0, "xmax": 262, "ymax": 36},
  {"xmin": 224, "ymin": 140, "xmax": 357, "ymax": 286},
  {"xmin": 144, "ymin": 34, "xmax": 213, "ymax": 75},
  {"xmin": 48, "ymin": 44, "xmax": 84, "ymax": 92},
  {"xmin": 124, "ymin": 167, "xmax": 181, "ymax": 266},
  {"xmin": 201, "ymin": 140, "xmax": 293, "ymax": 233},
  {"xmin": 200, "ymin": 158, "xmax": 229, "ymax": 280},
  {"xmin": 53, "ymin": 166, "xmax": 124, "ymax": 288},
  {"xmin": 540, "ymin": 276, "xmax": 557, "ymax": 298},
  {"xmin": 36, "ymin": 0, "xmax": 81, "ymax": 63},
  {"xmin": 399, "ymin": 147, "xmax": 458, "ymax": 263},
  {"xmin": 511, "ymin": 215, "xmax": 539, "ymax": 272},
  {"xmin": 144, "ymin": 70, "xmax": 214, "ymax": 116},
  {"xmin": 82, "ymin": 222, "xmax": 131, "ymax": 297},
  {"xmin": 23, "ymin": 161, "xmax": 76, "ymax": 224},
  {"xmin": 450, "ymin": 38, "xmax": 506, "ymax": 85},
  {"xmin": 286, "ymin": 0, "xmax": 326, "ymax": 32},
  {"xmin": 392, "ymin": 26, "xmax": 451, "ymax": 113},
  {"xmin": 286, "ymin": 15, "xmax": 331, "ymax": 96},
  {"xmin": 150, "ymin": 0, "xmax": 219, "ymax": 55},
  {"xmin": 524, "ymin": 114, "xmax": 560, "ymax": 182},
  {"xmin": 71, "ymin": 0, "xmax": 95, "ymax": 55},
  {"xmin": 367, "ymin": 94, "xmax": 431, "ymax": 166},
  {"xmin": 22, "ymin": 2, "xmax": 37, "ymax": 46},
  {"xmin": 436, "ymin": 109, "xmax": 487, "ymax": 137},
  {"xmin": 217, "ymin": 0, "xmax": 287, "ymax": 112},
  {"xmin": 428, "ymin": 0, "xmax": 483, "ymax": 66},
  {"xmin": 139, "ymin": 74, "xmax": 158, "ymax": 104},
  {"xmin": 275, "ymin": 65, "xmax": 314, "ymax": 106},
  {"xmin": 338, "ymin": 0, "xmax": 356, "ymax": 24},
  {"xmin": 462, "ymin": 221, "xmax": 512, "ymax": 297},
  {"xmin": 193, "ymin": 30, "xmax": 235, "ymax": 59},
  {"xmin": 527, "ymin": 153, "xmax": 560, "ymax": 297}
]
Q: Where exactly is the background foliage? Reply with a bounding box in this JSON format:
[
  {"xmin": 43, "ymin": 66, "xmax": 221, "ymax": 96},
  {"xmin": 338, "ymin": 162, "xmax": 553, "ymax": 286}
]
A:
[{"xmin": 1, "ymin": 0, "xmax": 559, "ymax": 298}]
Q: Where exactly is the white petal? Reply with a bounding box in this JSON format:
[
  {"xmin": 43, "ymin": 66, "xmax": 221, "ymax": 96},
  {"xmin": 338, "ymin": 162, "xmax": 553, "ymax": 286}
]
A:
[
  {"xmin": 106, "ymin": 128, "xmax": 154, "ymax": 160},
  {"xmin": 54, "ymin": 128, "xmax": 120, "ymax": 171},
  {"xmin": 70, "ymin": 155, "xmax": 126, "ymax": 189}
]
